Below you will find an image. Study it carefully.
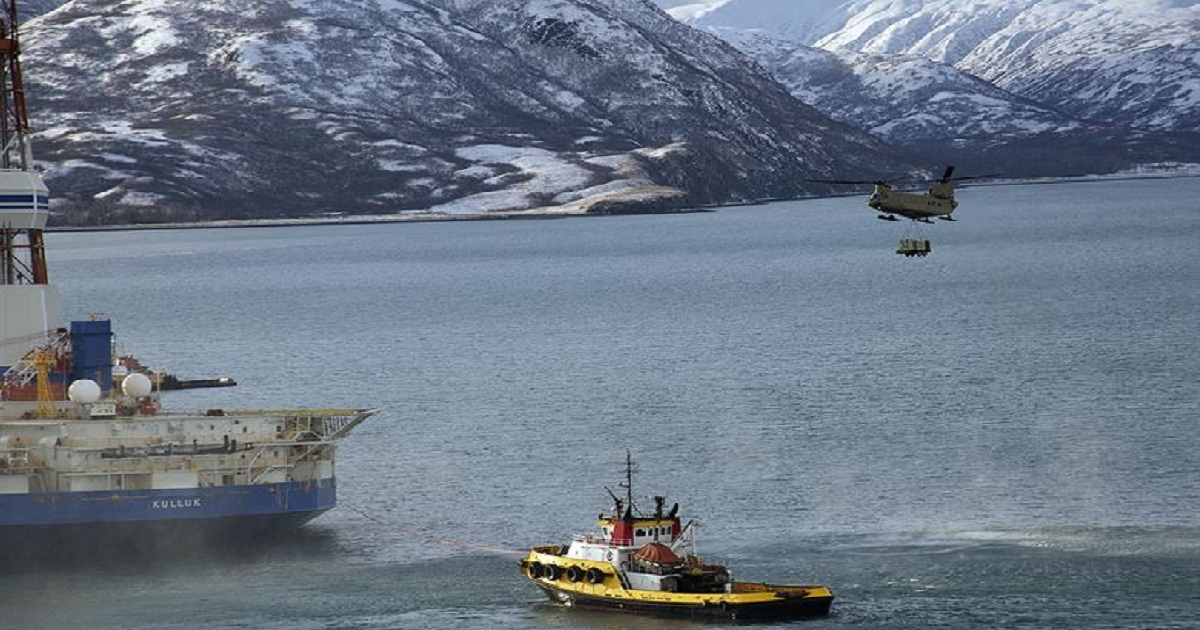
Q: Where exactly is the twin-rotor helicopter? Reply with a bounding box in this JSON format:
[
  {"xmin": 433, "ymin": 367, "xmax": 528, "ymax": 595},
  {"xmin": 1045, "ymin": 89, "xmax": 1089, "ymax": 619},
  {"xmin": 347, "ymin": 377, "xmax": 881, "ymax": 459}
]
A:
[{"xmin": 816, "ymin": 166, "xmax": 995, "ymax": 257}]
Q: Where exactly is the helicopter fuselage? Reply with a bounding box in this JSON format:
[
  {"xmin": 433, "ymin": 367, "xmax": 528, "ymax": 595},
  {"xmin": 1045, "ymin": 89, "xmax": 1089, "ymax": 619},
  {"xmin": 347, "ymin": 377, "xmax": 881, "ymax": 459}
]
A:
[{"xmin": 868, "ymin": 182, "xmax": 958, "ymax": 220}]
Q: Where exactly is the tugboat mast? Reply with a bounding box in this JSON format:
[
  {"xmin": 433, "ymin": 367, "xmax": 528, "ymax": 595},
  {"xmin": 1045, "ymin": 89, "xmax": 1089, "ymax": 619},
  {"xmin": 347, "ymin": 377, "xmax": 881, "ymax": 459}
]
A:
[{"xmin": 622, "ymin": 449, "xmax": 633, "ymax": 514}]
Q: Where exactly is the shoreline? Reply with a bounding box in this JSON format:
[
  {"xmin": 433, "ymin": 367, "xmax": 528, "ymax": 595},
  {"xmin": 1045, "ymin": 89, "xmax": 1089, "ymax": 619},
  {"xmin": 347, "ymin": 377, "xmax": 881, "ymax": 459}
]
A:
[
  {"xmin": 45, "ymin": 172, "xmax": 1199, "ymax": 233},
  {"xmin": 47, "ymin": 207, "xmax": 714, "ymax": 233}
]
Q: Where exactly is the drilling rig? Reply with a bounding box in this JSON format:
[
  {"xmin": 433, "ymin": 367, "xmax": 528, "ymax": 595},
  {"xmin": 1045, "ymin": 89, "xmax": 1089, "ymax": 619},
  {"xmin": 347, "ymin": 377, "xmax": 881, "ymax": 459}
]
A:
[{"xmin": 0, "ymin": 0, "xmax": 62, "ymax": 392}]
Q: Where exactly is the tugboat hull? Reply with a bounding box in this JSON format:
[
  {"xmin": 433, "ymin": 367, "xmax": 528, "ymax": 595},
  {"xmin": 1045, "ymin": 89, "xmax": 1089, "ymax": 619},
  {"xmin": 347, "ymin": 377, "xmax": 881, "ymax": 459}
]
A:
[
  {"xmin": 534, "ymin": 581, "xmax": 833, "ymax": 620},
  {"xmin": 522, "ymin": 551, "xmax": 834, "ymax": 621},
  {"xmin": 519, "ymin": 451, "xmax": 835, "ymax": 621}
]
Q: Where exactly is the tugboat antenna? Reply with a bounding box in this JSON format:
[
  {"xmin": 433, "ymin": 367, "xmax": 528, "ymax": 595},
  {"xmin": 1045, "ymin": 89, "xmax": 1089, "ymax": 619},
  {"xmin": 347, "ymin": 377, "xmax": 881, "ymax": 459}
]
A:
[
  {"xmin": 619, "ymin": 448, "xmax": 637, "ymax": 517},
  {"xmin": 604, "ymin": 486, "xmax": 623, "ymax": 518}
]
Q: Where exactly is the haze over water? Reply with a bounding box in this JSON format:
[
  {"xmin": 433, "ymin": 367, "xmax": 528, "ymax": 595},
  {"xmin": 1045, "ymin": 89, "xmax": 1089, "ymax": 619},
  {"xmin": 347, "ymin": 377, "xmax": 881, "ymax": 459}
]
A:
[{"xmin": 3, "ymin": 177, "xmax": 1197, "ymax": 629}]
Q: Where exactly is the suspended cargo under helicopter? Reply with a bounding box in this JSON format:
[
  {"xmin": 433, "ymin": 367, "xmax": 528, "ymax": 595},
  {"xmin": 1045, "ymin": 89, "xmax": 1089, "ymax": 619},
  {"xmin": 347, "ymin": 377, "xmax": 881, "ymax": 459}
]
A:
[
  {"xmin": 812, "ymin": 166, "xmax": 997, "ymax": 256},
  {"xmin": 897, "ymin": 238, "xmax": 932, "ymax": 257}
]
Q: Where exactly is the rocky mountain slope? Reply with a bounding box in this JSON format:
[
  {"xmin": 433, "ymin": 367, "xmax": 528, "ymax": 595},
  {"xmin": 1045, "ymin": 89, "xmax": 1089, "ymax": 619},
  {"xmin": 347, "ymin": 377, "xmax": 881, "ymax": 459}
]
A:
[
  {"xmin": 19, "ymin": 0, "xmax": 58, "ymax": 17},
  {"xmin": 21, "ymin": 0, "xmax": 899, "ymax": 225},
  {"xmin": 673, "ymin": 0, "xmax": 1200, "ymax": 176}
]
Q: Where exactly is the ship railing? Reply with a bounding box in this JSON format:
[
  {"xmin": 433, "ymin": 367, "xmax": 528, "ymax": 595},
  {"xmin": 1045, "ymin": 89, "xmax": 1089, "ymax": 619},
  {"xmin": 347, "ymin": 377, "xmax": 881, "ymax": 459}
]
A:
[
  {"xmin": 241, "ymin": 410, "xmax": 373, "ymax": 483},
  {"xmin": 222, "ymin": 408, "xmax": 376, "ymax": 441},
  {"xmin": 59, "ymin": 441, "xmax": 284, "ymax": 476},
  {"xmin": 244, "ymin": 440, "xmax": 302, "ymax": 483},
  {"xmin": 670, "ymin": 519, "xmax": 699, "ymax": 558},
  {"xmin": 248, "ymin": 463, "xmax": 292, "ymax": 484},
  {"xmin": 0, "ymin": 447, "xmax": 32, "ymax": 473},
  {"xmin": 244, "ymin": 432, "xmax": 347, "ymax": 484},
  {"xmin": 64, "ymin": 449, "xmax": 199, "ymax": 474},
  {"xmin": 319, "ymin": 412, "xmax": 369, "ymax": 440}
]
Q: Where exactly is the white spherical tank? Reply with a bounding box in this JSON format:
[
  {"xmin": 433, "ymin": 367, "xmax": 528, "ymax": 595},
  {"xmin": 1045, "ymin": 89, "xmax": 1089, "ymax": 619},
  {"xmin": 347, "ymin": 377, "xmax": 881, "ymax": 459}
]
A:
[
  {"xmin": 121, "ymin": 372, "xmax": 154, "ymax": 397},
  {"xmin": 67, "ymin": 379, "xmax": 102, "ymax": 404}
]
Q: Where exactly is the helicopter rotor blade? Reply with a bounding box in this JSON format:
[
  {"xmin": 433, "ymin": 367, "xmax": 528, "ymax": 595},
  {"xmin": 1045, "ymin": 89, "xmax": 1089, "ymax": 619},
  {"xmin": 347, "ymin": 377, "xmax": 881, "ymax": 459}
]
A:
[
  {"xmin": 810, "ymin": 169, "xmax": 1001, "ymax": 188},
  {"xmin": 807, "ymin": 178, "xmax": 889, "ymax": 186},
  {"xmin": 808, "ymin": 179, "xmax": 873, "ymax": 185}
]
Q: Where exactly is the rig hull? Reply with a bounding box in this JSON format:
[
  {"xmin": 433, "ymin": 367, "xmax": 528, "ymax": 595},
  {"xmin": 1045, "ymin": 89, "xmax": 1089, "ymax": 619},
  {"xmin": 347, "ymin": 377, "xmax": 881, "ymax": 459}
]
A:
[
  {"xmin": 0, "ymin": 481, "xmax": 334, "ymax": 557},
  {"xmin": 0, "ymin": 479, "xmax": 335, "ymax": 527},
  {"xmin": 0, "ymin": 405, "xmax": 373, "ymax": 558}
]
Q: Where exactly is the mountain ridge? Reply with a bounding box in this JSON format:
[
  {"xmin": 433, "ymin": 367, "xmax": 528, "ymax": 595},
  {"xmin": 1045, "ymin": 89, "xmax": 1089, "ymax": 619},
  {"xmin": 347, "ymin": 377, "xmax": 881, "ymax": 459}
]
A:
[
  {"xmin": 22, "ymin": 0, "xmax": 900, "ymax": 225},
  {"xmin": 16, "ymin": 0, "xmax": 1200, "ymax": 225},
  {"xmin": 673, "ymin": 0, "xmax": 1200, "ymax": 176}
]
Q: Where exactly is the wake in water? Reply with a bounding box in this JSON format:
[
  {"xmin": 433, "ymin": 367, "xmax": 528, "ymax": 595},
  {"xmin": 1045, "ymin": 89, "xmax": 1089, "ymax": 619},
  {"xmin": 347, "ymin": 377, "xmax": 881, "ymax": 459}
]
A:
[{"xmin": 825, "ymin": 525, "xmax": 1200, "ymax": 558}]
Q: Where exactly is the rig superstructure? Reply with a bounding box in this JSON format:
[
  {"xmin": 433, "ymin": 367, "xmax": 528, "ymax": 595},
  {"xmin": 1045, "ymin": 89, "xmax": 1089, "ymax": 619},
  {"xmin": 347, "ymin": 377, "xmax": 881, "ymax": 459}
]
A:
[{"xmin": 0, "ymin": 1, "xmax": 375, "ymax": 556}]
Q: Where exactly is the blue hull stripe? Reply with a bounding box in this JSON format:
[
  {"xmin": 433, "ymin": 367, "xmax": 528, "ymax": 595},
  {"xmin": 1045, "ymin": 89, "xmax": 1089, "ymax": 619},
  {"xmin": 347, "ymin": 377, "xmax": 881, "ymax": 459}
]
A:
[{"xmin": 0, "ymin": 479, "xmax": 336, "ymax": 527}]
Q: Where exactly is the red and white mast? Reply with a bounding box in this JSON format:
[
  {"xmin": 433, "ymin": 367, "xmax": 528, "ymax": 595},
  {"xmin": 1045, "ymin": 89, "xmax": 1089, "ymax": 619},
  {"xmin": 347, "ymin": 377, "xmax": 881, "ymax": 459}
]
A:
[
  {"xmin": 0, "ymin": 0, "xmax": 46, "ymax": 284},
  {"xmin": 0, "ymin": 0, "xmax": 61, "ymax": 372},
  {"xmin": 0, "ymin": 1, "xmax": 32, "ymax": 169}
]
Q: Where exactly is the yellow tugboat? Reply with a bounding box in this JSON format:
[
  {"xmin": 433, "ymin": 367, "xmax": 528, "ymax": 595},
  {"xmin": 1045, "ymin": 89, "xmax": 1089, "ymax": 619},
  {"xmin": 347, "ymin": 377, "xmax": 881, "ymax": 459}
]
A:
[{"xmin": 519, "ymin": 452, "xmax": 833, "ymax": 620}]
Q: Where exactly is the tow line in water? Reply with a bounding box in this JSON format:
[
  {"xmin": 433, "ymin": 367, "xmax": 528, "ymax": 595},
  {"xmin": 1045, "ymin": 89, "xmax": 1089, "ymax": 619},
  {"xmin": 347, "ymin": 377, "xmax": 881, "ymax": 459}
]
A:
[{"xmin": 341, "ymin": 502, "xmax": 524, "ymax": 557}]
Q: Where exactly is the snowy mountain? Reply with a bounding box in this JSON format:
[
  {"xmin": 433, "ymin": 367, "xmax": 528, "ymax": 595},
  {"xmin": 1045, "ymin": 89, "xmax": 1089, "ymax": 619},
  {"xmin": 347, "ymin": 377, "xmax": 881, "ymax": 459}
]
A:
[
  {"xmin": 21, "ymin": 0, "xmax": 899, "ymax": 224},
  {"xmin": 714, "ymin": 30, "xmax": 1077, "ymax": 145},
  {"xmin": 18, "ymin": 0, "xmax": 59, "ymax": 17},
  {"xmin": 673, "ymin": 0, "xmax": 1200, "ymax": 176}
]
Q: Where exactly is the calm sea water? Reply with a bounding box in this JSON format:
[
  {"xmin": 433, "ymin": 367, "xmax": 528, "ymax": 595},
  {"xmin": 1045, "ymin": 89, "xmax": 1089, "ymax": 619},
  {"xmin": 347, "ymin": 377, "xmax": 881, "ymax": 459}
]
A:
[{"xmin": 2, "ymin": 178, "xmax": 1198, "ymax": 629}]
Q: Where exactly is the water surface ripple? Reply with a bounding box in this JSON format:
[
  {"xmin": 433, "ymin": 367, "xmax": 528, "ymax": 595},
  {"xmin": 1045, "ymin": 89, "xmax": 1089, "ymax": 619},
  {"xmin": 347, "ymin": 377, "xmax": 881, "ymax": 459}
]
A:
[{"xmin": 5, "ymin": 178, "xmax": 1197, "ymax": 629}]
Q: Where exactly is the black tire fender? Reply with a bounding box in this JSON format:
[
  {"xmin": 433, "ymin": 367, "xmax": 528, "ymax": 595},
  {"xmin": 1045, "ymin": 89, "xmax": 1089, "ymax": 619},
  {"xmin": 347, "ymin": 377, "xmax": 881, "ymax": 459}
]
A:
[{"xmin": 566, "ymin": 566, "xmax": 584, "ymax": 582}]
